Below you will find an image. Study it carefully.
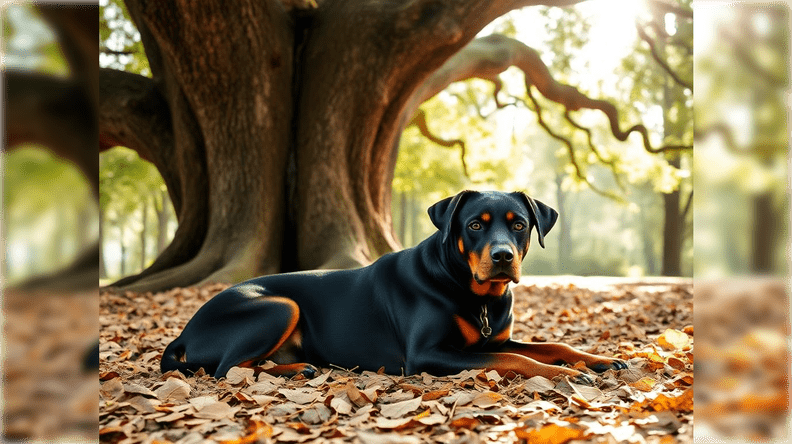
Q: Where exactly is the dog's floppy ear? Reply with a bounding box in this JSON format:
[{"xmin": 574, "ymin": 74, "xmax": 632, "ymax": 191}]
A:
[
  {"xmin": 428, "ymin": 190, "xmax": 475, "ymax": 243},
  {"xmin": 513, "ymin": 192, "xmax": 558, "ymax": 249}
]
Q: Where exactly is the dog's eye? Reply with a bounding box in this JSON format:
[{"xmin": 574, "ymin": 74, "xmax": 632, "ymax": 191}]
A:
[
  {"xmin": 468, "ymin": 221, "xmax": 482, "ymax": 231},
  {"xmin": 513, "ymin": 222, "xmax": 525, "ymax": 231}
]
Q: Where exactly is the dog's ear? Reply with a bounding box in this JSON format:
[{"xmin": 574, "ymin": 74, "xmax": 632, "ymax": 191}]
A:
[
  {"xmin": 513, "ymin": 192, "xmax": 558, "ymax": 249},
  {"xmin": 428, "ymin": 190, "xmax": 475, "ymax": 243}
]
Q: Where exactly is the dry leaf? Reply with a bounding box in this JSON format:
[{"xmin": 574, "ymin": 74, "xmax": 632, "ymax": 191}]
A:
[
  {"xmin": 279, "ymin": 388, "xmax": 321, "ymax": 405},
  {"xmin": 515, "ymin": 423, "xmax": 589, "ymax": 443},
  {"xmin": 657, "ymin": 329, "xmax": 691, "ymax": 351},
  {"xmin": 155, "ymin": 377, "xmax": 191, "ymax": 401},
  {"xmin": 100, "ymin": 378, "xmax": 124, "ymax": 400},
  {"xmin": 631, "ymin": 377, "xmax": 657, "ymax": 392},
  {"xmin": 471, "ymin": 391, "xmax": 503, "ymax": 408},
  {"xmin": 225, "ymin": 367, "xmax": 255, "ymax": 385},
  {"xmin": 194, "ymin": 401, "xmax": 237, "ymax": 420},
  {"xmin": 380, "ymin": 396, "xmax": 422, "ymax": 418}
]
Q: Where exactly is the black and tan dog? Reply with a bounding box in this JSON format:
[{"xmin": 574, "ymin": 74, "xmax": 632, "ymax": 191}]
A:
[{"xmin": 161, "ymin": 190, "xmax": 626, "ymax": 384}]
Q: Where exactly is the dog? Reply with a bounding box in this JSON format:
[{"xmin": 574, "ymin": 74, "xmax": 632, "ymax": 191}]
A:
[{"xmin": 161, "ymin": 190, "xmax": 626, "ymax": 384}]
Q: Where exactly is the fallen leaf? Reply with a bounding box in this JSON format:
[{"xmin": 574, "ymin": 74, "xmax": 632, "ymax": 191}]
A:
[
  {"xmin": 155, "ymin": 378, "xmax": 191, "ymax": 401},
  {"xmin": 515, "ymin": 423, "xmax": 590, "ymax": 443},
  {"xmin": 657, "ymin": 329, "xmax": 691, "ymax": 351},
  {"xmin": 330, "ymin": 396, "xmax": 353, "ymax": 415},
  {"xmin": 100, "ymin": 378, "xmax": 124, "ymax": 400},
  {"xmin": 380, "ymin": 396, "xmax": 422, "ymax": 418},
  {"xmin": 471, "ymin": 391, "xmax": 503, "ymax": 408},
  {"xmin": 279, "ymin": 388, "xmax": 321, "ymax": 405},
  {"xmin": 225, "ymin": 367, "xmax": 255, "ymax": 385},
  {"xmin": 194, "ymin": 401, "xmax": 237, "ymax": 420},
  {"xmin": 631, "ymin": 377, "xmax": 657, "ymax": 392}
]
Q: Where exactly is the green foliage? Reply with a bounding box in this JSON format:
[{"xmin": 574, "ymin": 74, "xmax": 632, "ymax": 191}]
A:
[
  {"xmin": 3, "ymin": 146, "xmax": 95, "ymax": 281},
  {"xmin": 99, "ymin": 0, "xmax": 150, "ymax": 75},
  {"xmin": 100, "ymin": 147, "xmax": 165, "ymax": 223},
  {"xmin": 2, "ymin": 4, "xmax": 68, "ymax": 75}
]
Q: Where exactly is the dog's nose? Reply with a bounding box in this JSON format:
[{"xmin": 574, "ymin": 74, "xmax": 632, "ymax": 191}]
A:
[{"xmin": 490, "ymin": 245, "xmax": 513, "ymax": 263}]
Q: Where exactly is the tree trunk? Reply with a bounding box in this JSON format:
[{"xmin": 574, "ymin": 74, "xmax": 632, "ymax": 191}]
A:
[
  {"xmin": 156, "ymin": 188, "xmax": 169, "ymax": 255},
  {"xmin": 555, "ymin": 173, "xmax": 570, "ymax": 270},
  {"xmin": 100, "ymin": 209, "xmax": 107, "ymax": 279},
  {"xmin": 140, "ymin": 198, "xmax": 148, "ymax": 272},
  {"xmin": 751, "ymin": 192, "xmax": 776, "ymax": 273},
  {"xmin": 661, "ymin": 155, "xmax": 682, "ymax": 276},
  {"xmin": 120, "ymin": 226, "xmax": 127, "ymax": 277},
  {"xmin": 398, "ymin": 192, "xmax": 408, "ymax": 246}
]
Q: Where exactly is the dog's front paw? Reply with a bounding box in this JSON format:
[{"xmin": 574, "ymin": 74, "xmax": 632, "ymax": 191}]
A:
[
  {"xmin": 589, "ymin": 358, "xmax": 628, "ymax": 373},
  {"xmin": 569, "ymin": 371, "xmax": 595, "ymax": 386}
]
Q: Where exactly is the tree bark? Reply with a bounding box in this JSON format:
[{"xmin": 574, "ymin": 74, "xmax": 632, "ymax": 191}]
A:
[
  {"xmin": 661, "ymin": 155, "xmax": 682, "ymax": 276},
  {"xmin": 156, "ymin": 189, "xmax": 170, "ymax": 255},
  {"xmin": 140, "ymin": 198, "xmax": 148, "ymax": 272}
]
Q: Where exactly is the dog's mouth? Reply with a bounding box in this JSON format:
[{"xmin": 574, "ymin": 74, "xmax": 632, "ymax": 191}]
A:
[{"xmin": 474, "ymin": 272, "xmax": 517, "ymax": 285}]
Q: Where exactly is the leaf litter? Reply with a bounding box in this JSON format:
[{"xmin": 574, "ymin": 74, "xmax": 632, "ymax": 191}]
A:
[{"xmin": 100, "ymin": 278, "xmax": 693, "ymax": 443}]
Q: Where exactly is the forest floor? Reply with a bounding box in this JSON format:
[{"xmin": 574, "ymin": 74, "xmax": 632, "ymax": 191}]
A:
[{"xmin": 98, "ymin": 277, "xmax": 697, "ymax": 444}]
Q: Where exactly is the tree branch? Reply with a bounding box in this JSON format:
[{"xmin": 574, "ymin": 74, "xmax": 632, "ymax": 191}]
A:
[
  {"xmin": 99, "ymin": 68, "xmax": 182, "ymax": 211},
  {"xmin": 407, "ymin": 109, "xmax": 471, "ymax": 177},
  {"xmin": 636, "ymin": 23, "xmax": 692, "ymax": 90},
  {"xmin": 524, "ymin": 86, "xmax": 625, "ymax": 202},
  {"xmin": 4, "ymin": 71, "xmax": 97, "ymax": 190}
]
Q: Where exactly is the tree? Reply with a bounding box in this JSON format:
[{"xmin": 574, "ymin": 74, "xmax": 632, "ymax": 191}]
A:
[{"xmin": 97, "ymin": 0, "xmax": 692, "ymax": 292}]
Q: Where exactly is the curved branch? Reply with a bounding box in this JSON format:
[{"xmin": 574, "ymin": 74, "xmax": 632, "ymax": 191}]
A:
[
  {"xmin": 563, "ymin": 110, "xmax": 626, "ymax": 192},
  {"xmin": 4, "ymin": 71, "xmax": 97, "ymax": 191},
  {"xmin": 407, "ymin": 109, "xmax": 470, "ymax": 177},
  {"xmin": 524, "ymin": 87, "xmax": 625, "ymax": 202},
  {"xmin": 636, "ymin": 23, "xmax": 693, "ymax": 90},
  {"xmin": 410, "ymin": 34, "xmax": 690, "ymax": 158},
  {"xmin": 99, "ymin": 68, "xmax": 182, "ymax": 211},
  {"xmin": 514, "ymin": 39, "xmax": 691, "ymax": 154}
]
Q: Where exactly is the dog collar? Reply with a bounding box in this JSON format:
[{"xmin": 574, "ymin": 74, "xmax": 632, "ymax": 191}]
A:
[{"xmin": 479, "ymin": 304, "xmax": 492, "ymax": 338}]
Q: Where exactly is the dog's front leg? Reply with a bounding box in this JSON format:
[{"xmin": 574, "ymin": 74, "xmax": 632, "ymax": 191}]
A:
[
  {"xmin": 498, "ymin": 340, "xmax": 628, "ymax": 373},
  {"xmin": 409, "ymin": 348, "xmax": 596, "ymax": 385}
]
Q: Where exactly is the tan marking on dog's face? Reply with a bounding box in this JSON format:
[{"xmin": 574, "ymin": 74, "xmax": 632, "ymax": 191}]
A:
[
  {"xmin": 506, "ymin": 211, "xmax": 515, "ymax": 222},
  {"xmin": 480, "ymin": 212, "xmax": 491, "ymax": 222},
  {"xmin": 458, "ymin": 237, "xmax": 465, "ymax": 254}
]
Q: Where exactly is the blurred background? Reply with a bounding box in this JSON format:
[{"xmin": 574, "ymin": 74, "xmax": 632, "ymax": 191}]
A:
[{"xmin": 1, "ymin": 0, "xmax": 790, "ymax": 441}]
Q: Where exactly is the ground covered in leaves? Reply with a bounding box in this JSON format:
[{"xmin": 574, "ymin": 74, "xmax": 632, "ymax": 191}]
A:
[{"xmin": 100, "ymin": 278, "xmax": 693, "ymax": 444}]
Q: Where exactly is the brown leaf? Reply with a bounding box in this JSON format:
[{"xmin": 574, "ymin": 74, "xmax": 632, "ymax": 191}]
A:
[
  {"xmin": 422, "ymin": 389, "xmax": 450, "ymax": 401},
  {"xmin": 470, "ymin": 391, "xmax": 502, "ymax": 408},
  {"xmin": 330, "ymin": 395, "xmax": 354, "ymax": 415},
  {"xmin": 155, "ymin": 377, "xmax": 191, "ymax": 401},
  {"xmin": 631, "ymin": 377, "xmax": 657, "ymax": 392},
  {"xmin": 347, "ymin": 382, "xmax": 371, "ymax": 408},
  {"xmin": 100, "ymin": 377, "xmax": 124, "ymax": 400},
  {"xmin": 657, "ymin": 329, "xmax": 691, "ymax": 351},
  {"xmin": 449, "ymin": 416, "xmax": 481, "ymax": 430},
  {"xmin": 279, "ymin": 388, "xmax": 322, "ymax": 405},
  {"xmin": 194, "ymin": 401, "xmax": 238, "ymax": 420},
  {"xmin": 380, "ymin": 396, "xmax": 422, "ymax": 418},
  {"xmin": 301, "ymin": 404, "xmax": 332, "ymax": 424},
  {"xmin": 225, "ymin": 366, "xmax": 255, "ymax": 385},
  {"xmin": 123, "ymin": 383, "xmax": 156, "ymax": 398},
  {"xmin": 515, "ymin": 423, "xmax": 589, "ymax": 443}
]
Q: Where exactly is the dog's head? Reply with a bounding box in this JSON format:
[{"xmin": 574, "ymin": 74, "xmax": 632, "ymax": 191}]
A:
[{"xmin": 428, "ymin": 190, "xmax": 558, "ymax": 297}]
